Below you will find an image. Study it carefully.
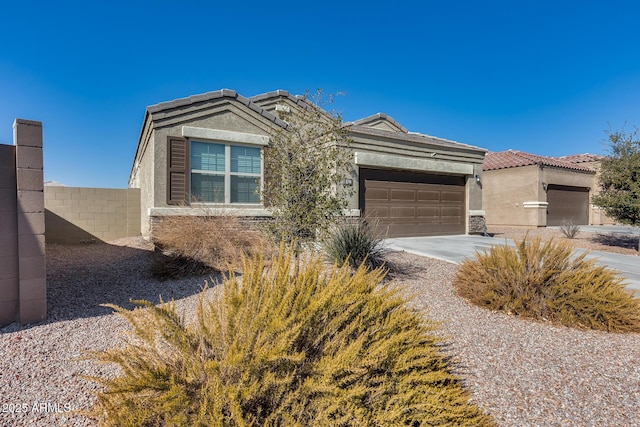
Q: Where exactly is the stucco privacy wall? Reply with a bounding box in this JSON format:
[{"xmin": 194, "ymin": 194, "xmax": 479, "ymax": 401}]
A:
[
  {"xmin": 0, "ymin": 119, "xmax": 46, "ymax": 327},
  {"xmin": 44, "ymin": 187, "xmax": 141, "ymax": 243}
]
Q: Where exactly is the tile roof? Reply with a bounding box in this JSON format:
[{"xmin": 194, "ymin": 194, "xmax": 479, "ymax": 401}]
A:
[
  {"xmin": 483, "ymin": 150, "xmax": 595, "ymax": 172},
  {"xmin": 556, "ymin": 153, "xmax": 604, "ymax": 163}
]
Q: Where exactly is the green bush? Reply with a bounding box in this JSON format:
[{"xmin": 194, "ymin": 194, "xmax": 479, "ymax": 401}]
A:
[
  {"xmin": 454, "ymin": 236, "xmax": 640, "ymax": 332},
  {"xmin": 323, "ymin": 218, "xmax": 387, "ymax": 270},
  {"xmin": 86, "ymin": 246, "xmax": 494, "ymax": 426}
]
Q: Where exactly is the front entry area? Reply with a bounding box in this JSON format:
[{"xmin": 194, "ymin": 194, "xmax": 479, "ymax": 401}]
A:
[{"xmin": 360, "ymin": 168, "xmax": 466, "ymax": 238}]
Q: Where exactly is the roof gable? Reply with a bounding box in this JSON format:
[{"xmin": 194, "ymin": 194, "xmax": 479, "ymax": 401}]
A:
[
  {"xmin": 251, "ymin": 90, "xmax": 306, "ymax": 111},
  {"xmin": 347, "ymin": 113, "xmax": 408, "ymax": 133},
  {"xmin": 145, "ymin": 89, "xmax": 288, "ymax": 128},
  {"xmin": 130, "ymin": 90, "xmax": 288, "ymax": 183},
  {"xmin": 250, "ymin": 90, "xmax": 337, "ymax": 124},
  {"xmin": 483, "ymin": 150, "xmax": 595, "ymax": 172}
]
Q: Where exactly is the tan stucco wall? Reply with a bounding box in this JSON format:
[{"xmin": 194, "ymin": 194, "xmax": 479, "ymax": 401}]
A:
[
  {"xmin": 137, "ymin": 129, "xmax": 155, "ymax": 236},
  {"xmin": 468, "ymin": 163, "xmax": 484, "ymax": 211},
  {"xmin": 483, "ymin": 165, "xmax": 600, "ymax": 227},
  {"xmin": 483, "ymin": 165, "xmax": 543, "ymax": 227},
  {"xmin": 539, "ymin": 167, "xmax": 594, "ymax": 188}
]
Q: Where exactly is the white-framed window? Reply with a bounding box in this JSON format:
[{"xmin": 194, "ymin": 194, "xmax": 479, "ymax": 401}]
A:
[{"xmin": 190, "ymin": 140, "xmax": 262, "ymax": 204}]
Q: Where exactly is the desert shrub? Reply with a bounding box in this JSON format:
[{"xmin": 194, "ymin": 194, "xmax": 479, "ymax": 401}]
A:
[
  {"xmin": 86, "ymin": 246, "xmax": 494, "ymax": 427},
  {"xmin": 323, "ymin": 218, "xmax": 387, "ymax": 270},
  {"xmin": 455, "ymin": 236, "xmax": 640, "ymax": 332},
  {"xmin": 151, "ymin": 214, "xmax": 270, "ymax": 279},
  {"xmin": 560, "ymin": 220, "xmax": 580, "ymax": 239}
]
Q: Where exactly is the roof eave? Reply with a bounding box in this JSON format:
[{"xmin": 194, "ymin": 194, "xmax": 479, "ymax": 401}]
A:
[{"xmin": 348, "ymin": 124, "xmax": 487, "ymax": 153}]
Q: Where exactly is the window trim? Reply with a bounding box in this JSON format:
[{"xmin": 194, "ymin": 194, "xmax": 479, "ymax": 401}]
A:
[{"xmin": 182, "ymin": 126, "xmax": 269, "ymax": 146}]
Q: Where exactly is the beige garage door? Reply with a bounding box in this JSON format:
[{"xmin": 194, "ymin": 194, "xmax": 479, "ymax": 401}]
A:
[
  {"xmin": 361, "ymin": 169, "xmax": 466, "ymax": 238},
  {"xmin": 547, "ymin": 185, "xmax": 589, "ymax": 226}
]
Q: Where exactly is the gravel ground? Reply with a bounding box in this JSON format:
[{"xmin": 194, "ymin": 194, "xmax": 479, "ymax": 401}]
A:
[
  {"xmin": 489, "ymin": 226, "xmax": 640, "ymax": 255},
  {"xmin": 1, "ymin": 238, "xmax": 639, "ymax": 426}
]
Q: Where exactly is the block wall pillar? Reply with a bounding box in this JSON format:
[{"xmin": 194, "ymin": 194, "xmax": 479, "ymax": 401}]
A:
[{"xmin": 14, "ymin": 119, "xmax": 46, "ymax": 324}]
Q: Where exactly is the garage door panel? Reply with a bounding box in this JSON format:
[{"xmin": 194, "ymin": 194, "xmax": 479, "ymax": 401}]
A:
[
  {"xmin": 390, "ymin": 206, "xmax": 416, "ymax": 218},
  {"xmin": 387, "ymin": 224, "xmax": 415, "ymax": 236},
  {"xmin": 366, "ymin": 188, "xmax": 389, "ymax": 201},
  {"xmin": 417, "ymin": 207, "xmax": 440, "ymax": 218},
  {"xmin": 363, "ymin": 173, "xmax": 466, "ymax": 237},
  {"xmin": 547, "ymin": 185, "xmax": 589, "ymax": 226},
  {"xmin": 441, "ymin": 191, "xmax": 464, "ymax": 203},
  {"xmin": 390, "ymin": 189, "xmax": 416, "ymax": 202},
  {"xmin": 441, "ymin": 206, "xmax": 463, "ymax": 218},
  {"xmin": 417, "ymin": 191, "xmax": 440, "ymax": 203},
  {"xmin": 367, "ymin": 206, "xmax": 389, "ymax": 219}
]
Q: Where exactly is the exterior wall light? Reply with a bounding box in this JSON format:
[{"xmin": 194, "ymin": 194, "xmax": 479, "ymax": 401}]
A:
[
  {"xmin": 475, "ymin": 174, "xmax": 481, "ymax": 185},
  {"xmin": 542, "ymin": 182, "xmax": 548, "ymax": 192}
]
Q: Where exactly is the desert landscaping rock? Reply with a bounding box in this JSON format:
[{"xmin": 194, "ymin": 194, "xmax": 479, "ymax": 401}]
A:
[{"xmin": 1, "ymin": 237, "xmax": 639, "ymax": 426}]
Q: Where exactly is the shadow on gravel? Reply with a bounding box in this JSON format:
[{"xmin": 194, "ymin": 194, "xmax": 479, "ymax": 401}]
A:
[
  {"xmin": 383, "ymin": 250, "xmax": 427, "ymax": 282},
  {"xmin": 1, "ymin": 241, "xmax": 223, "ymax": 333},
  {"xmin": 592, "ymin": 233, "xmax": 639, "ymax": 251}
]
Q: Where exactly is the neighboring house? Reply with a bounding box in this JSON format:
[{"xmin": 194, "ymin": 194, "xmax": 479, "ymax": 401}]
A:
[
  {"xmin": 44, "ymin": 180, "xmax": 67, "ymax": 187},
  {"xmin": 556, "ymin": 153, "xmax": 615, "ymax": 226},
  {"xmin": 128, "ymin": 89, "xmax": 487, "ymax": 238},
  {"xmin": 482, "ymin": 150, "xmax": 613, "ymax": 227}
]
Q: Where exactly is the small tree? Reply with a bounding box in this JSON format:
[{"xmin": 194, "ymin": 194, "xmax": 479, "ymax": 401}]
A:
[
  {"xmin": 263, "ymin": 90, "xmax": 355, "ymax": 244},
  {"xmin": 592, "ymin": 128, "xmax": 640, "ymax": 250}
]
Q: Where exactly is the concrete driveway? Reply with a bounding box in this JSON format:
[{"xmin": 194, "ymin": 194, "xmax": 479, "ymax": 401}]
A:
[{"xmin": 385, "ymin": 234, "xmax": 640, "ymax": 294}]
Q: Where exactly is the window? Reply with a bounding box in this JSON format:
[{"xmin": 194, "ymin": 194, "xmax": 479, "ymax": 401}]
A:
[{"xmin": 190, "ymin": 141, "xmax": 261, "ymax": 204}]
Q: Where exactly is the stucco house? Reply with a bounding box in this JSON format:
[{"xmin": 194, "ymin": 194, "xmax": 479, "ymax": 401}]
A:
[
  {"xmin": 128, "ymin": 89, "xmax": 487, "ymax": 238},
  {"xmin": 482, "ymin": 150, "xmax": 613, "ymax": 227}
]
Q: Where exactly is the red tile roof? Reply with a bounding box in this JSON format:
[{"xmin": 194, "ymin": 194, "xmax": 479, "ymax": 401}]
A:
[
  {"xmin": 483, "ymin": 150, "xmax": 595, "ymax": 172},
  {"xmin": 556, "ymin": 153, "xmax": 604, "ymax": 163}
]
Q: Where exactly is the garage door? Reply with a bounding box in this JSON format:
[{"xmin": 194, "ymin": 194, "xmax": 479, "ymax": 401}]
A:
[
  {"xmin": 547, "ymin": 185, "xmax": 589, "ymax": 226},
  {"xmin": 361, "ymin": 169, "xmax": 466, "ymax": 238}
]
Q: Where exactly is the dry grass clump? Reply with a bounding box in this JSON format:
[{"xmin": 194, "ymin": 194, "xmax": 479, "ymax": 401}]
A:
[
  {"xmin": 85, "ymin": 246, "xmax": 494, "ymax": 427},
  {"xmin": 151, "ymin": 215, "xmax": 270, "ymax": 279},
  {"xmin": 455, "ymin": 236, "xmax": 640, "ymax": 332},
  {"xmin": 559, "ymin": 220, "xmax": 580, "ymax": 239}
]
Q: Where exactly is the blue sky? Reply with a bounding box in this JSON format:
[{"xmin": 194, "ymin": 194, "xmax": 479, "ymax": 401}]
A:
[{"xmin": 1, "ymin": 0, "xmax": 639, "ymax": 188}]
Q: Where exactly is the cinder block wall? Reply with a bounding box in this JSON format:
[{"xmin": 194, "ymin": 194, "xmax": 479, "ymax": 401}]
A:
[
  {"xmin": 0, "ymin": 119, "xmax": 46, "ymax": 326},
  {"xmin": 0, "ymin": 143, "xmax": 18, "ymax": 326},
  {"xmin": 44, "ymin": 187, "xmax": 141, "ymax": 243}
]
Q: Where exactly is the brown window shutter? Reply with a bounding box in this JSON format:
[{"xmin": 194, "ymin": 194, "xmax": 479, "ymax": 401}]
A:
[{"xmin": 167, "ymin": 136, "xmax": 189, "ymax": 205}]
